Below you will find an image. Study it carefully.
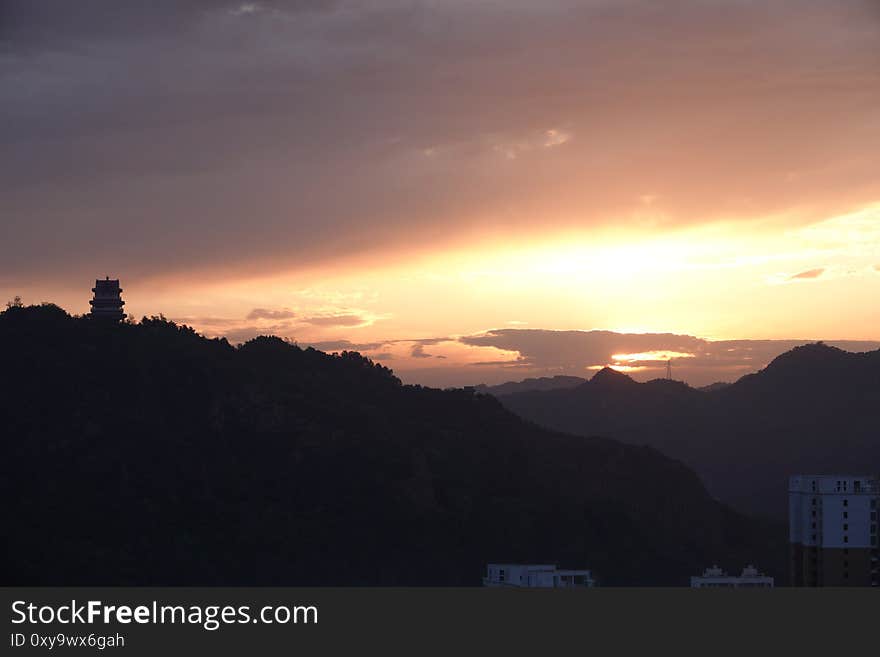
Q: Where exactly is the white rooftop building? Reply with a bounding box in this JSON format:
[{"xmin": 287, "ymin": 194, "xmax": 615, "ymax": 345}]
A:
[
  {"xmin": 690, "ymin": 565, "xmax": 774, "ymax": 588},
  {"xmin": 484, "ymin": 564, "xmax": 595, "ymax": 588}
]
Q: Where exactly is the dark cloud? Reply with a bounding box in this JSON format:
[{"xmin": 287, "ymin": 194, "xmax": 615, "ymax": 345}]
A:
[
  {"xmin": 0, "ymin": 1, "xmax": 210, "ymax": 51},
  {"xmin": 789, "ymin": 268, "xmax": 825, "ymax": 280},
  {"xmin": 246, "ymin": 307, "xmax": 296, "ymax": 320},
  {"xmin": 2, "ymin": 1, "xmax": 879, "ymax": 285},
  {"xmin": 0, "ymin": 1, "xmax": 334, "ymax": 52},
  {"xmin": 404, "ymin": 337, "xmax": 448, "ymax": 346},
  {"xmin": 460, "ymin": 329, "xmax": 706, "ymax": 370},
  {"xmin": 468, "ymin": 359, "xmax": 529, "ymax": 368},
  {"xmin": 410, "ymin": 344, "xmax": 432, "ymax": 359}
]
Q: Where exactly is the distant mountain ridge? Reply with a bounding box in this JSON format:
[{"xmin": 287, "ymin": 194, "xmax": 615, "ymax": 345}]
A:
[
  {"xmin": 475, "ymin": 374, "xmax": 732, "ymax": 397},
  {"xmin": 698, "ymin": 382, "xmax": 731, "ymax": 393},
  {"xmin": 0, "ymin": 304, "xmax": 784, "ymax": 586},
  {"xmin": 473, "ymin": 375, "xmax": 587, "ymax": 396},
  {"xmin": 499, "ymin": 343, "xmax": 880, "ymax": 518}
]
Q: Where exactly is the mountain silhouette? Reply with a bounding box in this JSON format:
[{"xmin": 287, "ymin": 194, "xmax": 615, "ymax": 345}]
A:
[
  {"xmin": 500, "ymin": 343, "xmax": 880, "ymax": 518},
  {"xmin": 473, "ymin": 375, "xmax": 586, "ymax": 396},
  {"xmin": 1, "ymin": 304, "xmax": 783, "ymax": 585},
  {"xmin": 590, "ymin": 366, "xmax": 642, "ymax": 389}
]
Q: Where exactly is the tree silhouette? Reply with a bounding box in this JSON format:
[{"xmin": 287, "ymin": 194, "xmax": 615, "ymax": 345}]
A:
[{"xmin": 1, "ymin": 302, "xmax": 786, "ymax": 586}]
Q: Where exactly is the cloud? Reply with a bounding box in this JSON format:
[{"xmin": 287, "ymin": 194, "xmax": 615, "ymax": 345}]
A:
[
  {"xmin": 768, "ymin": 265, "xmax": 835, "ymax": 285},
  {"xmin": 221, "ymin": 325, "xmax": 293, "ymax": 344},
  {"xmin": 172, "ymin": 316, "xmax": 240, "ymax": 327},
  {"xmin": 492, "ymin": 127, "xmax": 573, "ymax": 159},
  {"xmin": 788, "ymin": 267, "xmax": 826, "ymax": 281},
  {"xmin": 299, "ymin": 313, "xmax": 373, "ymax": 327},
  {"xmin": 305, "ymin": 339, "xmax": 387, "ymax": 352},
  {"xmin": 469, "ymin": 359, "xmax": 530, "ymax": 368},
  {"xmin": 460, "ymin": 329, "xmax": 706, "ymax": 371},
  {"xmin": 3, "ymin": 1, "xmax": 879, "ymax": 285},
  {"xmin": 246, "ymin": 307, "xmax": 296, "ymax": 320},
  {"xmin": 0, "ymin": 1, "xmax": 334, "ymax": 51},
  {"xmin": 231, "ymin": 3, "xmax": 262, "ymax": 17},
  {"xmin": 405, "ymin": 337, "xmax": 449, "ymax": 346},
  {"xmin": 543, "ymin": 129, "xmax": 571, "ymax": 147},
  {"xmin": 410, "ymin": 344, "xmax": 432, "ymax": 359}
]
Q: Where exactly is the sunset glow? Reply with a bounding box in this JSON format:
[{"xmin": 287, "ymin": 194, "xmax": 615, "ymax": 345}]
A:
[
  {"xmin": 610, "ymin": 352, "xmax": 696, "ymax": 364},
  {"xmin": 587, "ymin": 364, "xmax": 649, "ymax": 374}
]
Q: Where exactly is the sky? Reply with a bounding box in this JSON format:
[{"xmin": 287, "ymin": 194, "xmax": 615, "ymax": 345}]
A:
[{"xmin": 2, "ymin": 0, "xmax": 879, "ymax": 387}]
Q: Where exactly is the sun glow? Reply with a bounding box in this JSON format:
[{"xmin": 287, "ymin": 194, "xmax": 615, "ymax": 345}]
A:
[
  {"xmin": 72, "ymin": 202, "xmax": 880, "ymax": 386},
  {"xmin": 610, "ymin": 351, "xmax": 696, "ymax": 363},
  {"xmin": 587, "ymin": 364, "xmax": 648, "ymax": 373}
]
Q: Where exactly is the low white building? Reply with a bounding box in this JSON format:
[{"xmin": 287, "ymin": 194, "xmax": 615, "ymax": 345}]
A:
[
  {"xmin": 690, "ymin": 565, "xmax": 774, "ymax": 588},
  {"xmin": 484, "ymin": 564, "xmax": 595, "ymax": 588}
]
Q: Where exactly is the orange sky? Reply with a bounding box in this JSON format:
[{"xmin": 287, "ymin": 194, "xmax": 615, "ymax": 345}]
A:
[{"xmin": 12, "ymin": 203, "xmax": 879, "ymax": 386}]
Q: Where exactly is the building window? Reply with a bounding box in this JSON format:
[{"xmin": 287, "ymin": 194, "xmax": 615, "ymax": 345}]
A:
[
  {"xmin": 843, "ymin": 524, "xmax": 849, "ymax": 531},
  {"xmin": 844, "ymin": 536, "xmax": 849, "ymax": 543},
  {"xmin": 812, "ymin": 510, "xmax": 817, "ymax": 518},
  {"xmin": 843, "ymin": 499, "xmax": 848, "ymax": 507},
  {"xmin": 812, "ymin": 498, "xmax": 817, "ymax": 506},
  {"xmin": 812, "ymin": 522, "xmax": 816, "ymax": 529},
  {"xmin": 843, "ymin": 511, "xmax": 848, "ymax": 519}
]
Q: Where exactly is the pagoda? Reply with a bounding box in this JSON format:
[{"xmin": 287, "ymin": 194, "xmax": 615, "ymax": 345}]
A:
[{"xmin": 90, "ymin": 277, "xmax": 125, "ymax": 320}]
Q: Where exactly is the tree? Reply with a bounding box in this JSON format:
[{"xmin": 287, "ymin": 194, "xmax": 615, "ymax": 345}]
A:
[{"xmin": 6, "ymin": 295, "xmax": 23, "ymax": 309}]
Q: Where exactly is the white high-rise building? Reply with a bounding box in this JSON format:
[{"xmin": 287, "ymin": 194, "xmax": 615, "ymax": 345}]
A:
[{"xmin": 789, "ymin": 475, "xmax": 879, "ymax": 586}]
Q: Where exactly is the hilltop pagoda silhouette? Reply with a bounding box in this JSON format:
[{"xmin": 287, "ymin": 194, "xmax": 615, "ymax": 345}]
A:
[{"xmin": 89, "ymin": 276, "xmax": 125, "ymax": 320}]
